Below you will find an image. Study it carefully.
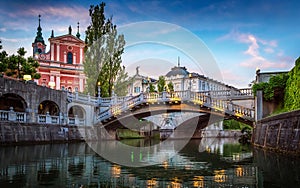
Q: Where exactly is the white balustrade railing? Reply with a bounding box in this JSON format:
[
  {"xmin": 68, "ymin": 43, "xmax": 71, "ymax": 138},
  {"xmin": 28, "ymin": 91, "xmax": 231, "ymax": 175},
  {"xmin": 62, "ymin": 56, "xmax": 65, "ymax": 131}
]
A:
[
  {"xmin": 0, "ymin": 109, "xmax": 26, "ymax": 122},
  {"xmin": 0, "ymin": 88, "xmax": 254, "ymax": 125},
  {"xmin": 98, "ymin": 90, "xmax": 255, "ymax": 123}
]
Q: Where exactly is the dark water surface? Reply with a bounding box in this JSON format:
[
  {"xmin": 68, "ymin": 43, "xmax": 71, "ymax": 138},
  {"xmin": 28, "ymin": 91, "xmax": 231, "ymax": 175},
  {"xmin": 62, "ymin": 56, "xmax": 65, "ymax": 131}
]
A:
[{"xmin": 0, "ymin": 138, "xmax": 299, "ymax": 188}]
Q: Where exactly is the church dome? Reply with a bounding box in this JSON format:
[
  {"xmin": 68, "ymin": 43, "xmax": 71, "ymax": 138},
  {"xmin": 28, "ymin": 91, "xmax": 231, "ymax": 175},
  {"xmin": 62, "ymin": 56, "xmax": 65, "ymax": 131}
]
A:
[{"xmin": 166, "ymin": 66, "xmax": 189, "ymax": 77}]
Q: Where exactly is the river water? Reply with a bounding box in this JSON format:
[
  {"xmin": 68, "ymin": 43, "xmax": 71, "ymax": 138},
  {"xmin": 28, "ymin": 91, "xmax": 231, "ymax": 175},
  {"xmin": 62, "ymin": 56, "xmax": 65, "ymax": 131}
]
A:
[{"xmin": 0, "ymin": 138, "xmax": 299, "ymax": 188}]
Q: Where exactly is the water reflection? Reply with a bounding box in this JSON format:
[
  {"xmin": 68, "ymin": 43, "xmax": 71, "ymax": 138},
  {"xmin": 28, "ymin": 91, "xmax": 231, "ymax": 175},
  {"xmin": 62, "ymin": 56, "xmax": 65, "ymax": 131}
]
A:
[{"xmin": 0, "ymin": 138, "xmax": 299, "ymax": 187}]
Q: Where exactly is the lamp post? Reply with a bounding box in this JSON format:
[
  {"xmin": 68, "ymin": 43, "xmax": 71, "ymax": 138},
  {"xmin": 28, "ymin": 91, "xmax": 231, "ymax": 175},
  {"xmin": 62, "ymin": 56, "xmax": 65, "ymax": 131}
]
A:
[
  {"xmin": 189, "ymin": 73, "xmax": 192, "ymax": 91},
  {"xmin": 48, "ymin": 81, "xmax": 55, "ymax": 89},
  {"xmin": 97, "ymin": 81, "xmax": 101, "ymax": 98},
  {"xmin": 23, "ymin": 75, "xmax": 31, "ymax": 82}
]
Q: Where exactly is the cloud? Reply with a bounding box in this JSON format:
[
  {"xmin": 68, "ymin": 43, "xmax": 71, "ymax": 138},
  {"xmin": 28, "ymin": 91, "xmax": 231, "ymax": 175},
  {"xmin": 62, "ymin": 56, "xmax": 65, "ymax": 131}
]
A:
[
  {"xmin": 264, "ymin": 47, "xmax": 274, "ymax": 53},
  {"xmin": 218, "ymin": 30, "xmax": 290, "ymax": 69},
  {"xmin": 1, "ymin": 37, "xmax": 31, "ymax": 43}
]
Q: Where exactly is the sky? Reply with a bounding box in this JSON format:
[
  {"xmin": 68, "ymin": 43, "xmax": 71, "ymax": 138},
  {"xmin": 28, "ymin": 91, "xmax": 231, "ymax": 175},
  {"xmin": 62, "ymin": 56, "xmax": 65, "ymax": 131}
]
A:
[{"xmin": 1, "ymin": 0, "xmax": 300, "ymax": 88}]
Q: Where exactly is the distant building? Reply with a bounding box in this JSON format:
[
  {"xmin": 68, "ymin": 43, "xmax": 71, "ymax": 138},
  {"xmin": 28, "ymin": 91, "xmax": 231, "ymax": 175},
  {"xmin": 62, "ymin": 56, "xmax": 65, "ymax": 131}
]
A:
[
  {"xmin": 127, "ymin": 66, "xmax": 156, "ymax": 95},
  {"xmin": 32, "ymin": 15, "xmax": 86, "ymax": 92},
  {"xmin": 127, "ymin": 62, "xmax": 237, "ymax": 96},
  {"xmin": 165, "ymin": 62, "xmax": 235, "ymax": 92}
]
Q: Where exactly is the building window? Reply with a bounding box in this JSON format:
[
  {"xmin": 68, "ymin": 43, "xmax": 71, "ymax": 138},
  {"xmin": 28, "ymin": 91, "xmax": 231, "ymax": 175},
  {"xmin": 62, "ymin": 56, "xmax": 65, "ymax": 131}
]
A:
[
  {"xmin": 67, "ymin": 52, "xmax": 73, "ymax": 64},
  {"xmin": 134, "ymin": 87, "xmax": 140, "ymax": 93}
]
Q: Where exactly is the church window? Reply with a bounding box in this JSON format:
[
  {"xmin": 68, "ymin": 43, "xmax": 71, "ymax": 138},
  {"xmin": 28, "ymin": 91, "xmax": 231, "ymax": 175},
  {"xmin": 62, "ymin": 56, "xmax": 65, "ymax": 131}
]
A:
[{"xmin": 67, "ymin": 52, "xmax": 73, "ymax": 64}]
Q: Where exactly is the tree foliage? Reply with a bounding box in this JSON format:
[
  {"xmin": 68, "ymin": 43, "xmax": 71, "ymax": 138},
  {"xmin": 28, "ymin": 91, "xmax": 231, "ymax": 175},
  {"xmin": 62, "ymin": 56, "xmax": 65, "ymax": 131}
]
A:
[
  {"xmin": 0, "ymin": 47, "xmax": 40, "ymax": 79},
  {"xmin": 252, "ymin": 73, "xmax": 289, "ymax": 101},
  {"xmin": 157, "ymin": 76, "xmax": 166, "ymax": 92},
  {"xmin": 223, "ymin": 119, "xmax": 252, "ymax": 130},
  {"xmin": 167, "ymin": 82, "xmax": 174, "ymax": 92},
  {"xmin": 114, "ymin": 66, "xmax": 129, "ymax": 96},
  {"xmin": 0, "ymin": 40, "xmax": 8, "ymax": 74},
  {"xmin": 84, "ymin": 2, "xmax": 126, "ymax": 97},
  {"xmin": 149, "ymin": 83, "xmax": 156, "ymax": 92},
  {"xmin": 284, "ymin": 57, "xmax": 300, "ymax": 111}
]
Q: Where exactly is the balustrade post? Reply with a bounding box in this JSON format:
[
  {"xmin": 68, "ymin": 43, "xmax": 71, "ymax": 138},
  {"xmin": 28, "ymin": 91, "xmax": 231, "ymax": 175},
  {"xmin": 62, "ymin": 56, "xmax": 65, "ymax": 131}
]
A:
[
  {"xmin": 162, "ymin": 91, "xmax": 166, "ymax": 100},
  {"xmin": 59, "ymin": 112, "xmax": 64, "ymax": 125},
  {"xmin": 8, "ymin": 107, "xmax": 16, "ymax": 121},
  {"xmin": 139, "ymin": 93, "xmax": 144, "ymax": 102},
  {"xmin": 75, "ymin": 91, "xmax": 78, "ymax": 100},
  {"xmin": 45, "ymin": 111, "xmax": 51, "ymax": 124},
  {"xmin": 74, "ymin": 115, "xmax": 79, "ymax": 125},
  {"xmin": 87, "ymin": 93, "xmax": 91, "ymax": 102}
]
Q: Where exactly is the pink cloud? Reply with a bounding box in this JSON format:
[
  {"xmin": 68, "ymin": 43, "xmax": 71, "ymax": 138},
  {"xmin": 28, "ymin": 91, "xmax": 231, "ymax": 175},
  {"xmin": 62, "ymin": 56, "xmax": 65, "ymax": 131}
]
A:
[
  {"xmin": 264, "ymin": 47, "xmax": 274, "ymax": 53},
  {"xmin": 218, "ymin": 30, "xmax": 291, "ymax": 70}
]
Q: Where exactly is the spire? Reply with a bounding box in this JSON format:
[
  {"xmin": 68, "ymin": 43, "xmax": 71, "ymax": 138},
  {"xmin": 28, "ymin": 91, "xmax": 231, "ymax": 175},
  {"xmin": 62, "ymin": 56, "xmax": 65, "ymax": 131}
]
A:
[
  {"xmin": 177, "ymin": 56, "xmax": 180, "ymax": 67},
  {"xmin": 34, "ymin": 15, "xmax": 45, "ymax": 45},
  {"xmin": 76, "ymin": 22, "xmax": 81, "ymax": 39}
]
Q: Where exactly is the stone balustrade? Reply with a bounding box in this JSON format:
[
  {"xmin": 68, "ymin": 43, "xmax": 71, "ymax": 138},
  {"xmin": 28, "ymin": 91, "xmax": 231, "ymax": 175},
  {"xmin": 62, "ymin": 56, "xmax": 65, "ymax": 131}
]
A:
[
  {"xmin": 0, "ymin": 108, "xmax": 85, "ymax": 126},
  {"xmin": 98, "ymin": 90, "xmax": 255, "ymax": 123},
  {"xmin": 0, "ymin": 108, "xmax": 26, "ymax": 122},
  {"xmin": 1, "ymin": 88, "xmax": 254, "ymax": 126}
]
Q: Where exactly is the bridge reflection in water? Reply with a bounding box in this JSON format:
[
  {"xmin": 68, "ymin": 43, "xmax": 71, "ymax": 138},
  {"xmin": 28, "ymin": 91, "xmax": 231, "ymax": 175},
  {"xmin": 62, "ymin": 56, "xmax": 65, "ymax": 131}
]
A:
[{"xmin": 0, "ymin": 139, "xmax": 299, "ymax": 187}]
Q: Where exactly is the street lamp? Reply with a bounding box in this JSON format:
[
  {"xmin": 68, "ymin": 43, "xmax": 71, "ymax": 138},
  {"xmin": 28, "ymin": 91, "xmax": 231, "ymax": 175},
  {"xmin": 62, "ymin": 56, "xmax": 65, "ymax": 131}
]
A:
[
  {"xmin": 23, "ymin": 75, "xmax": 31, "ymax": 82},
  {"xmin": 189, "ymin": 73, "xmax": 192, "ymax": 91},
  {"xmin": 48, "ymin": 81, "xmax": 55, "ymax": 89},
  {"xmin": 97, "ymin": 81, "xmax": 101, "ymax": 97}
]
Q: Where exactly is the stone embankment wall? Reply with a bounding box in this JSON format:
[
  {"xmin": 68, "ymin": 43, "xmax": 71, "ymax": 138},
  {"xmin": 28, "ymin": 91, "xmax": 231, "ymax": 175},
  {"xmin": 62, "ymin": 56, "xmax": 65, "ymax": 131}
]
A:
[
  {"xmin": 252, "ymin": 110, "xmax": 300, "ymax": 156},
  {"xmin": 0, "ymin": 122, "xmax": 114, "ymax": 145}
]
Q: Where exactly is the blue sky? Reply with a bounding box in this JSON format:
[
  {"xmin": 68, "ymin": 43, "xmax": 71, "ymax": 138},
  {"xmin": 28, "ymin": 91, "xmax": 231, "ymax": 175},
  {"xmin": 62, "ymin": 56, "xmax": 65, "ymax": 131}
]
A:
[{"xmin": 0, "ymin": 0, "xmax": 299, "ymax": 87}]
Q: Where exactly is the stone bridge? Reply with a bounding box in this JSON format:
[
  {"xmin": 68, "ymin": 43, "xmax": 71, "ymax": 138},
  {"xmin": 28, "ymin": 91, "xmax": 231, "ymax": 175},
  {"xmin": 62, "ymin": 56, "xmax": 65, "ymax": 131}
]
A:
[
  {"xmin": 0, "ymin": 76, "xmax": 254, "ymax": 131},
  {"xmin": 97, "ymin": 90, "xmax": 255, "ymax": 130}
]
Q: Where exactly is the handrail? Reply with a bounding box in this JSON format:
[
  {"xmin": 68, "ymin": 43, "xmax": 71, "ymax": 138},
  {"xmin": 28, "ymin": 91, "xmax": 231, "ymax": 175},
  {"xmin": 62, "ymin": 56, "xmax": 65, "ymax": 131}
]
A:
[{"xmin": 97, "ymin": 90, "xmax": 255, "ymax": 123}]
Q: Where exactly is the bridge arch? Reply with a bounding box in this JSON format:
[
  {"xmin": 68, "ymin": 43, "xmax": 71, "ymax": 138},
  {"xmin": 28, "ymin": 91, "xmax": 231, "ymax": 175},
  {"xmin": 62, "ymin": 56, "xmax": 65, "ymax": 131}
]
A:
[
  {"xmin": 0, "ymin": 93, "xmax": 27, "ymax": 112},
  {"xmin": 38, "ymin": 100, "xmax": 60, "ymax": 116},
  {"xmin": 68, "ymin": 105, "xmax": 86, "ymax": 119},
  {"xmin": 101, "ymin": 102, "xmax": 253, "ymax": 131}
]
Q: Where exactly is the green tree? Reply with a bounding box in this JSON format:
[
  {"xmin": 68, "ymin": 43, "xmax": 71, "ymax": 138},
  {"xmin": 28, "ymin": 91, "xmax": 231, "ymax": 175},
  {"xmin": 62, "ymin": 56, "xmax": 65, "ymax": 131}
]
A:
[
  {"xmin": 0, "ymin": 40, "xmax": 8, "ymax": 74},
  {"xmin": 149, "ymin": 83, "xmax": 156, "ymax": 92},
  {"xmin": 114, "ymin": 66, "xmax": 129, "ymax": 96},
  {"xmin": 284, "ymin": 57, "xmax": 300, "ymax": 111},
  {"xmin": 252, "ymin": 73, "xmax": 289, "ymax": 101},
  {"xmin": 157, "ymin": 76, "xmax": 166, "ymax": 92},
  {"xmin": 168, "ymin": 82, "xmax": 174, "ymax": 92},
  {"xmin": 84, "ymin": 2, "xmax": 126, "ymax": 97},
  {"xmin": 2, "ymin": 47, "xmax": 40, "ymax": 79}
]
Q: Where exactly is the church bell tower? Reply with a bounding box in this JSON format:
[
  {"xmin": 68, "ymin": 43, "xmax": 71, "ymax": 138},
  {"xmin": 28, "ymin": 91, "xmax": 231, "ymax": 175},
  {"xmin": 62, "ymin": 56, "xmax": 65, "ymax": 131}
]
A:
[{"xmin": 32, "ymin": 15, "xmax": 46, "ymax": 56}]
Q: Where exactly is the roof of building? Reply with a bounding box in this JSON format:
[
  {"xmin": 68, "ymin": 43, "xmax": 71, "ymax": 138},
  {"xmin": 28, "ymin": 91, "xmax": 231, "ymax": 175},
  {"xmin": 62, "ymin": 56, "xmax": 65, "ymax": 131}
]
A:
[{"xmin": 165, "ymin": 66, "xmax": 189, "ymax": 77}]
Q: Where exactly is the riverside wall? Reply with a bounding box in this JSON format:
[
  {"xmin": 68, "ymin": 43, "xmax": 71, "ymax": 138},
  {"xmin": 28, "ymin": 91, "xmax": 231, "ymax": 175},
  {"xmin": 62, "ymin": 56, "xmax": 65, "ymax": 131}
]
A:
[
  {"xmin": 0, "ymin": 122, "xmax": 115, "ymax": 145},
  {"xmin": 252, "ymin": 110, "xmax": 300, "ymax": 156}
]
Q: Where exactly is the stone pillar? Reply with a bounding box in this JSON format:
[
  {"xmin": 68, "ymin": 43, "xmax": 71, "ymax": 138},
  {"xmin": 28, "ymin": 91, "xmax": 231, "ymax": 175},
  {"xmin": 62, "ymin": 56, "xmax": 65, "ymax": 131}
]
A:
[
  {"xmin": 51, "ymin": 44, "xmax": 54, "ymax": 60},
  {"xmin": 255, "ymin": 90, "xmax": 263, "ymax": 121},
  {"xmin": 56, "ymin": 75, "xmax": 60, "ymax": 90},
  {"xmin": 8, "ymin": 107, "xmax": 16, "ymax": 121},
  {"xmin": 45, "ymin": 112, "xmax": 51, "ymax": 124},
  {"xmin": 56, "ymin": 44, "xmax": 60, "ymax": 61},
  {"xmin": 63, "ymin": 51, "xmax": 66, "ymax": 63},
  {"xmin": 80, "ymin": 47, "xmax": 83, "ymax": 64},
  {"xmin": 162, "ymin": 91, "xmax": 166, "ymax": 100},
  {"xmin": 74, "ymin": 53, "xmax": 76, "ymax": 64},
  {"xmin": 74, "ymin": 115, "xmax": 79, "ymax": 125},
  {"xmin": 79, "ymin": 76, "xmax": 84, "ymax": 92}
]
